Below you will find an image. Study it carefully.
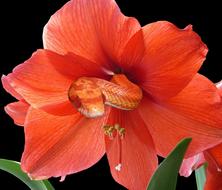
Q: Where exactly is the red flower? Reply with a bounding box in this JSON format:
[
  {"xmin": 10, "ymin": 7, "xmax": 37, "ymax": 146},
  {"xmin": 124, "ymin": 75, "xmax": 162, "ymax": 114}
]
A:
[
  {"xmin": 204, "ymin": 144, "xmax": 222, "ymax": 190},
  {"xmin": 2, "ymin": 0, "xmax": 222, "ymax": 189},
  {"xmin": 180, "ymin": 81, "xmax": 222, "ymax": 190},
  {"xmin": 180, "ymin": 144, "xmax": 222, "ymax": 190}
]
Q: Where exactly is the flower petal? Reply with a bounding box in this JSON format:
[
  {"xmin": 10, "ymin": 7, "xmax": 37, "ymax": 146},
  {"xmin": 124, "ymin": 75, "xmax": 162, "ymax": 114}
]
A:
[
  {"xmin": 4, "ymin": 101, "xmax": 29, "ymax": 126},
  {"xmin": 43, "ymin": 0, "xmax": 140, "ymax": 68},
  {"xmin": 21, "ymin": 107, "xmax": 109, "ymax": 179},
  {"xmin": 2, "ymin": 75, "xmax": 23, "ymax": 100},
  {"xmin": 5, "ymin": 50, "xmax": 104, "ymax": 116},
  {"xmin": 204, "ymin": 144, "xmax": 222, "ymax": 190},
  {"xmin": 179, "ymin": 153, "xmax": 205, "ymax": 177},
  {"xmin": 139, "ymin": 74, "xmax": 222, "ymax": 158},
  {"xmin": 205, "ymin": 167, "xmax": 222, "ymax": 190},
  {"xmin": 121, "ymin": 21, "xmax": 208, "ymax": 100},
  {"xmin": 105, "ymin": 108, "xmax": 157, "ymax": 190},
  {"xmin": 205, "ymin": 144, "xmax": 222, "ymax": 172}
]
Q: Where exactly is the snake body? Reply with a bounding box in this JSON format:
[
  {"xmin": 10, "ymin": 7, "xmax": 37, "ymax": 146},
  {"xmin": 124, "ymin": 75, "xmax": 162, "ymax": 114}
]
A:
[{"xmin": 68, "ymin": 74, "xmax": 142, "ymax": 118}]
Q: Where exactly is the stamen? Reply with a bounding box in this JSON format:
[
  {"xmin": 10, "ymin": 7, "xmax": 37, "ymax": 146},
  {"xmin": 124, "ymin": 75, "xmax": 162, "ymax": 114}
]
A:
[
  {"xmin": 103, "ymin": 125, "xmax": 115, "ymax": 139},
  {"xmin": 116, "ymin": 129, "xmax": 123, "ymax": 172},
  {"xmin": 114, "ymin": 123, "xmax": 125, "ymax": 139},
  {"xmin": 118, "ymin": 128, "xmax": 125, "ymax": 139},
  {"xmin": 103, "ymin": 123, "xmax": 125, "ymax": 172}
]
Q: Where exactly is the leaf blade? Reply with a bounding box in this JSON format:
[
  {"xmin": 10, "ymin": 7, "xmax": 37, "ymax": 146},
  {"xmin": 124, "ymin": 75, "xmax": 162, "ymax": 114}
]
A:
[
  {"xmin": 195, "ymin": 164, "xmax": 207, "ymax": 190},
  {"xmin": 147, "ymin": 138, "xmax": 192, "ymax": 190},
  {"xmin": 0, "ymin": 159, "xmax": 54, "ymax": 190}
]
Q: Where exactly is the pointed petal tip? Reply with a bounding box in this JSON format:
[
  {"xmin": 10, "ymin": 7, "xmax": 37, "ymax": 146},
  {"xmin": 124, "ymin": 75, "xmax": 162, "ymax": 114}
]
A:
[
  {"xmin": 184, "ymin": 24, "xmax": 193, "ymax": 31},
  {"xmin": 216, "ymin": 80, "xmax": 222, "ymax": 89},
  {"xmin": 4, "ymin": 101, "xmax": 29, "ymax": 126},
  {"xmin": 184, "ymin": 24, "xmax": 208, "ymax": 58},
  {"xmin": 1, "ymin": 74, "xmax": 6, "ymax": 79},
  {"xmin": 1, "ymin": 73, "xmax": 8, "ymax": 83},
  {"xmin": 4, "ymin": 105, "xmax": 11, "ymax": 117},
  {"xmin": 59, "ymin": 175, "xmax": 66, "ymax": 182},
  {"xmin": 201, "ymin": 43, "xmax": 209, "ymax": 57}
]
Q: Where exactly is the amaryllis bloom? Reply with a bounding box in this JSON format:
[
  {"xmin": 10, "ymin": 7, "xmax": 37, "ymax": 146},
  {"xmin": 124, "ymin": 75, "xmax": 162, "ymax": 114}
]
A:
[
  {"xmin": 180, "ymin": 81, "xmax": 222, "ymax": 190},
  {"xmin": 2, "ymin": 0, "xmax": 222, "ymax": 189}
]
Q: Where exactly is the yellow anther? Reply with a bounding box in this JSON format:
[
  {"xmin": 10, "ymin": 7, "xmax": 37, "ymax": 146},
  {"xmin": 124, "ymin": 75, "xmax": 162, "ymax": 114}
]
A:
[
  {"xmin": 103, "ymin": 125, "xmax": 115, "ymax": 138},
  {"xmin": 118, "ymin": 127, "xmax": 125, "ymax": 138},
  {"xmin": 103, "ymin": 124, "xmax": 125, "ymax": 139}
]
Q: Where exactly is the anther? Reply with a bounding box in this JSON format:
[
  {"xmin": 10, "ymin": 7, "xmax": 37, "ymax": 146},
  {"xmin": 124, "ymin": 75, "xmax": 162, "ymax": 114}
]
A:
[
  {"xmin": 114, "ymin": 123, "xmax": 125, "ymax": 139},
  {"xmin": 103, "ymin": 125, "xmax": 115, "ymax": 139},
  {"xmin": 118, "ymin": 128, "xmax": 125, "ymax": 139}
]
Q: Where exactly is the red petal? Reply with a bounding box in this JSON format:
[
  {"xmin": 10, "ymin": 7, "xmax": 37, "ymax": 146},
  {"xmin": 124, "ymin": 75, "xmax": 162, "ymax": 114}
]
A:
[
  {"xmin": 205, "ymin": 144, "xmax": 222, "ymax": 172},
  {"xmin": 121, "ymin": 21, "xmax": 207, "ymax": 100},
  {"xmin": 2, "ymin": 75, "xmax": 23, "ymax": 100},
  {"xmin": 205, "ymin": 167, "xmax": 222, "ymax": 190},
  {"xmin": 179, "ymin": 153, "xmax": 205, "ymax": 177},
  {"xmin": 21, "ymin": 107, "xmax": 109, "ymax": 179},
  {"xmin": 5, "ymin": 50, "xmax": 104, "ymax": 116},
  {"xmin": 5, "ymin": 101, "xmax": 29, "ymax": 126},
  {"xmin": 204, "ymin": 144, "xmax": 222, "ymax": 190},
  {"xmin": 43, "ymin": 0, "xmax": 140, "ymax": 68},
  {"xmin": 139, "ymin": 74, "xmax": 222, "ymax": 158},
  {"xmin": 105, "ymin": 108, "xmax": 157, "ymax": 190}
]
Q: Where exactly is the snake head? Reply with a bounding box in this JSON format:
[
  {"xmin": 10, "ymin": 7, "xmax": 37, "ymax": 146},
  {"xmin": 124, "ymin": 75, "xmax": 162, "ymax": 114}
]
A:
[{"xmin": 68, "ymin": 77, "xmax": 105, "ymax": 118}]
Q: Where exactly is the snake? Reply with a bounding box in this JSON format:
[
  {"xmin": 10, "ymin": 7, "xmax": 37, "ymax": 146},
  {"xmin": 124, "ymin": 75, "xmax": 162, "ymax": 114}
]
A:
[{"xmin": 68, "ymin": 74, "xmax": 143, "ymax": 118}]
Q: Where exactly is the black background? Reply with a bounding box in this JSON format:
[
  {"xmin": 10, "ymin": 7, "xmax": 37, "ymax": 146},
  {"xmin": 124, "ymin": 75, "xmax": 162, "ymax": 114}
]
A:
[{"xmin": 0, "ymin": 0, "xmax": 221, "ymax": 189}]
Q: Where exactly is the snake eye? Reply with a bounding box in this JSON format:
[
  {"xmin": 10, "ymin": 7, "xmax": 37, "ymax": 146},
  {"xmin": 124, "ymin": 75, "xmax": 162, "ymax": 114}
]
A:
[{"xmin": 69, "ymin": 94, "xmax": 82, "ymax": 110}]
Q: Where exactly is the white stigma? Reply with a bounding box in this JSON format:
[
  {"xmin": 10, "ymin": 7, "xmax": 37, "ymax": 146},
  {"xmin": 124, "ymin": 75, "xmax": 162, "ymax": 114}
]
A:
[{"xmin": 115, "ymin": 163, "xmax": 122, "ymax": 171}]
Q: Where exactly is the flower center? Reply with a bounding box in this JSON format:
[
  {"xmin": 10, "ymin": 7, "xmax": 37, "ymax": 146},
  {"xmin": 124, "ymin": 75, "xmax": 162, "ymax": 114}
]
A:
[{"xmin": 68, "ymin": 74, "xmax": 142, "ymax": 118}]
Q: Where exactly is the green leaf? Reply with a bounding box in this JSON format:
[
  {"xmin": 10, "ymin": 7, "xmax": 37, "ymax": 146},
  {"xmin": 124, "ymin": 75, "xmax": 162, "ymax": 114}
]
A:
[
  {"xmin": 0, "ymin": 159, "xmax": 54, "ymax": 190},
  {"xmin": 147, "ymin": 138, "xmax": 192, "ymax": 190},
  {"xmin": 195, "ymin": 164, "xmax": 207, "ymax": 190},
  {"xmin": 42, "ymin": 180, "xmax": 55, "ymax": 190}
]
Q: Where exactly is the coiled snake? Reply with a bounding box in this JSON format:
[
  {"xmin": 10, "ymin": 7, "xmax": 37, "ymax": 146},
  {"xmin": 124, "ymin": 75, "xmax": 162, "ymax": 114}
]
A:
[{"xmin": 68, "ymin": 74, "xmax": 142, "ymax": 118}]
